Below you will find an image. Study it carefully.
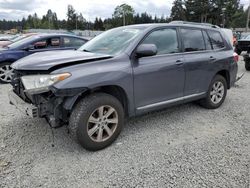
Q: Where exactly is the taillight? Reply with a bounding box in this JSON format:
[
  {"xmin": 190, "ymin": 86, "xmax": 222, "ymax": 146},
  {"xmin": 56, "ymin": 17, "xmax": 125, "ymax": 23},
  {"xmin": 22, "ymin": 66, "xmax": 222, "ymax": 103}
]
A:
[{"xmin": 233, "ymin": 52, "xmax": 239, "ymax": 63}]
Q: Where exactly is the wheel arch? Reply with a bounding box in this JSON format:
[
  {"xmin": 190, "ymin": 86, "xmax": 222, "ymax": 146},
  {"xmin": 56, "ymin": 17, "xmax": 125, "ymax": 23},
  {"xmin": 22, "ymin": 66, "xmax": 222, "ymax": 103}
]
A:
[
  {"xmin": 65, "ymin": 85, "xmax": 130, "ymax": 117},
  {"xmin": 216, "ymin": 70, "xmax": 230, "ymax": 89}
]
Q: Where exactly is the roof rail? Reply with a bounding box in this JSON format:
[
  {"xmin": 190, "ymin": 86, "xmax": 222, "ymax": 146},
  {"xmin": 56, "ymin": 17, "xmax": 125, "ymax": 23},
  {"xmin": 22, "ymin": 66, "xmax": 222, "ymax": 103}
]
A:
[{"xmin": 170, "ymin": 21, "xmax": 220, "ymax": 29}]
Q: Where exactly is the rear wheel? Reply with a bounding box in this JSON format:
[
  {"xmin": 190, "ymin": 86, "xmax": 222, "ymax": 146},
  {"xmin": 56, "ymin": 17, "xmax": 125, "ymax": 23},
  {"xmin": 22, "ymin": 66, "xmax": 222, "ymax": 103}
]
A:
[
  {"xmin": 200, "ymin": 75, "xmax": 227, "ymax": 109},
  {"xmin": 0, "ymin": 62, "xmax": 14, "ymax": 84},
  {"xmin": 69, "ymin": 93, "xmax": 124, "ymax": 151}
]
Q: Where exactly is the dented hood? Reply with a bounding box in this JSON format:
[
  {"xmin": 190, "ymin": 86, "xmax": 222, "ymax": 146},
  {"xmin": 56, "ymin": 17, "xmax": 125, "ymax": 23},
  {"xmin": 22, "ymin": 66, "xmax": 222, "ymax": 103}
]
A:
[{"xmin": 11, "ymin": 50, "xmax": 112, "ymax": 71}]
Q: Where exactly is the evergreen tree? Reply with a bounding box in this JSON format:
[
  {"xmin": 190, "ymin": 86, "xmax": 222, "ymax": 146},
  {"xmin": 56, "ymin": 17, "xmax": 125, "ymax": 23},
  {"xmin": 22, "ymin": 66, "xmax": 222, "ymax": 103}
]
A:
[
  {"xmin": 66, "ymin": 5, "xmax": 77, "ymax": 30},
  {"xmin": 113, "ymin": 4, "xmax": 135, "ymax": 26},
  {"xmin": 171, "ymin": 0, "xmax": 186, "ymax": 21}
]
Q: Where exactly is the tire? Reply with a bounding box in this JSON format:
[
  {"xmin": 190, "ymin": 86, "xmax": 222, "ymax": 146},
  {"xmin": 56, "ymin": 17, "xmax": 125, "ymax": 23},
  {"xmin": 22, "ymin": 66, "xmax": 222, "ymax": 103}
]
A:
[
  {"xmin": 0, "ymin": 62, "xmax": 14, "ymax": 84},
  {"xmin": 200, "ymin": 75, "xmax": 227, "ymax": 109},
  {"xmin": 245, "ymin": 61, "xmax": 250, "ymax": 71},
  {"xmin": 69, "ymin": 93, "xmax": 124, "ymax": 151}
]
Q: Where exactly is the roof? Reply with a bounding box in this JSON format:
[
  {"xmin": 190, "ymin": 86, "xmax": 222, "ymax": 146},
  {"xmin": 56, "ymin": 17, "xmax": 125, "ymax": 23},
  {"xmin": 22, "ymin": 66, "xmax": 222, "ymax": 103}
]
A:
[
  {"xmin": 31, "ymin": 33, "xmax": 88, "ymax": 40},
  {"xmin": 117, "ymin": 22, "xmax": 222, "ymax": 32}
]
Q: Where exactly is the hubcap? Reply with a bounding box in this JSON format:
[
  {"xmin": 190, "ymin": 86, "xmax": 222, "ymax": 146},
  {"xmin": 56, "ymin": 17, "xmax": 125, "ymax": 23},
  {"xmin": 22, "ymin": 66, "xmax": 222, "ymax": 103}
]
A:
[
  {"xmin": 210, "ymin": 81, "xmax": 224, "ymax": 104},
  {"xmin": 87, "ymin": 105, "xmax": 118, "ymax": 142},
  {"xmin": 0, "ymin": 65, "xmax": 14, "ymax": 83}
]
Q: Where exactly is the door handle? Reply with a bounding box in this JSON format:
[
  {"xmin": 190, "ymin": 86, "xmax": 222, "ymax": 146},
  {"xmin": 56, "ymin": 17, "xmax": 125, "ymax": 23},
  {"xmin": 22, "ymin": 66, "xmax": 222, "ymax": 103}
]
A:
[{"xmin": 175, "ymin": 60, "xmax": 183, "ymax": 66}]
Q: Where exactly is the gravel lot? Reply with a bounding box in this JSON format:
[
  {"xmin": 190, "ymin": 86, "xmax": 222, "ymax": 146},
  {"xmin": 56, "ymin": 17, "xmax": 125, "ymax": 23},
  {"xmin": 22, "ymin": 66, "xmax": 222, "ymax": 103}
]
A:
[{"xmin": 0, "ymin": 59, "xmax": 249, "ymax": 188}]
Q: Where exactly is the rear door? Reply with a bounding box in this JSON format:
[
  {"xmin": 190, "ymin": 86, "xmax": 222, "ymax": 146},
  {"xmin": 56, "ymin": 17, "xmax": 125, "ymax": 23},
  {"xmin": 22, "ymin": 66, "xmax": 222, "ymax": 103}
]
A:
[
  {"xmin": 133, "ymin": 27, "xmax": 185, "ymax": 113},
  {"xmin": 181, "ymin": 28, "xmax": 215, "ymax": 97}
]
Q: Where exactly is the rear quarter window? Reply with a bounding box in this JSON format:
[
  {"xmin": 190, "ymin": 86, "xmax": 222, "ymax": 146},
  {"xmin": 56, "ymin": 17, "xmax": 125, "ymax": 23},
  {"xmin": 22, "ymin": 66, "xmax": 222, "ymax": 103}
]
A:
[{"xmin": 207, "ymin": 30, "xmax": 225, "ymax": 49}]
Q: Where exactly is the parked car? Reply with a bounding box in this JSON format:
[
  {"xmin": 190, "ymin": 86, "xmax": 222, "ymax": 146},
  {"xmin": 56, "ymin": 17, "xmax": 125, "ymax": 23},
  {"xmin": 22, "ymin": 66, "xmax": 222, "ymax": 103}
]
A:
[
  {"xmin": 0, "ymin": 34, "xmax": 16, "ymax": 41},
  {"xmin": 0, "ymin": 34, "xmax": 88, "ymax": 83},
  {"xmin": 243, "ymin": 54, "xmax": 250, "ymax": 71},
  {"xmin": 0, "ymin": 33, "xmax": 37, "ymax": 48},
  {"xmin": 234, "ymin": 34, "xmax": 250, "ymax": 55},
  {"xmin": 9, "ymin": 22, "xmax": 238, "ymax": 151}
]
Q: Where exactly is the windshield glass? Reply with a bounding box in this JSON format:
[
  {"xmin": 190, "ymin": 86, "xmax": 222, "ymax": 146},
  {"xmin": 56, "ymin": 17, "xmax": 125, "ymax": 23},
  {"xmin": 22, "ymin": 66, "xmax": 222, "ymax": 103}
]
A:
[
  {"xmin": 244, "ymin": 35, "xmax": 250, "ymax": 39},
  {"xmin": 11, "ymin": 35, "xmax": 28, "ymax": 43},
  {"xmin": 8, "ymin": 36, "xmax": 38, "ymax": 49},
  {"xmin": 79, "ymin": 27, "xmax": 144, "ymax": 55}
]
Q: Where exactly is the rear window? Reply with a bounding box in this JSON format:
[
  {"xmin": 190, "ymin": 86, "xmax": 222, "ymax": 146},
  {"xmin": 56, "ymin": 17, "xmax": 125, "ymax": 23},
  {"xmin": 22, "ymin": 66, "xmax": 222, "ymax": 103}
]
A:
[
  {"xmin": 181, "ymin": 29, "xmax": 206, "ymax": 52},
  {"xmin": 207, "ymin": 30, "xmax": 225, "ymax": 49}
]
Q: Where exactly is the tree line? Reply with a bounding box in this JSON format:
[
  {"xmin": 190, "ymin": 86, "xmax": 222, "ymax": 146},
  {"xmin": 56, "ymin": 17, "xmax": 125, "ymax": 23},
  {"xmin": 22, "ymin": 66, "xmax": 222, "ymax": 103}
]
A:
[
  {"xmin": 0, "ymin": 1, "xmax": 249, "ymax": 32},
  {"xmin": 171, "ymin": 0, "xmax": 249, "ymax": 28},
  {"xmin": 0, "ymin": 4, "xmax": 170, "ymax": 31}
]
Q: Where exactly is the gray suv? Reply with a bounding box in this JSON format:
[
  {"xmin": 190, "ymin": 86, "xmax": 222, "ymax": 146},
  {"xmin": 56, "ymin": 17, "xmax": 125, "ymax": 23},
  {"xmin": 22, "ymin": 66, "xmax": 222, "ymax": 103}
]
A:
[{"xmin": 9, "ymin": 22, "xmax": 238, "ymax": 151}]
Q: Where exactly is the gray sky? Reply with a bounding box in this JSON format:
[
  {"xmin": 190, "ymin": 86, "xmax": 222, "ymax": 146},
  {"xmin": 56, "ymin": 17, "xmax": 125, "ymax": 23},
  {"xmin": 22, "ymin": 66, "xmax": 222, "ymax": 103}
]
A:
[{"xmin": 0, "ymin": 0, "xmax": 249, "ymax": 21}]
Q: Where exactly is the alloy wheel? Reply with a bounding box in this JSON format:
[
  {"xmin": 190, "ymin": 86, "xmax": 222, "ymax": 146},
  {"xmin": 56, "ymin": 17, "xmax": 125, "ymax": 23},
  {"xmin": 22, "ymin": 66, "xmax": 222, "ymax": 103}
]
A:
[
  {"xmin": 210, "ymin": 81, "xmax": 225, "ymax": 104},
  {"xmin": 0, "ymin": 64, "xmax": 14, "ymax": 83},
  {"xmin": 87, "ymin": 105, "xmax": 118, "ymax": 142}
]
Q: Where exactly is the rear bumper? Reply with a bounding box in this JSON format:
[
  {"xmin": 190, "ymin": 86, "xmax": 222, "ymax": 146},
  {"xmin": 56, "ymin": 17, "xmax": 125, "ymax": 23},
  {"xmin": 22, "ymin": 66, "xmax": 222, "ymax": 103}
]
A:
[{"xmin": 9, "ymin": 90, "xmax": 38, "ymax": 118}]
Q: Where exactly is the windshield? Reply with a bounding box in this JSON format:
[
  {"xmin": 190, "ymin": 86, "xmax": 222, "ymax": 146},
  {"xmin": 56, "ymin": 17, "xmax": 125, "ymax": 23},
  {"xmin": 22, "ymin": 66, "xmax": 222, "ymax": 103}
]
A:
[
  {"xmin": 11, "ymin": 35, "xmax": 29, "ymax": 43},
  {"xmin": 79, "ymin": 27, "xmax": 144, "ymax": 55},
  {"xmin": 8, "ymin": 36, "xmax": 38, "ymax": 49},
  {"xmin": 244, "ymin": 35, "xmax": 250, "ymax": 39}
]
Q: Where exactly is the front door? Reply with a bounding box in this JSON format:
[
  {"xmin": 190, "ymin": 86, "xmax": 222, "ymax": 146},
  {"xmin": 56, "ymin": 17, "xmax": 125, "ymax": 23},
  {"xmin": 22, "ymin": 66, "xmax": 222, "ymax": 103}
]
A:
[{"xmin": 133, "ymin": 27, "xmax": 185, "ymax": 114}]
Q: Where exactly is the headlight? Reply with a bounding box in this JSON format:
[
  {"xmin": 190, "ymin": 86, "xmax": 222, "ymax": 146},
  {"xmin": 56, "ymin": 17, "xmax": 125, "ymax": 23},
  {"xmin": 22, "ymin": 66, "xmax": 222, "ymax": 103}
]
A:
[{"xmin": 21, "ymin": 73, "xmax": 71, "ymax": 93}]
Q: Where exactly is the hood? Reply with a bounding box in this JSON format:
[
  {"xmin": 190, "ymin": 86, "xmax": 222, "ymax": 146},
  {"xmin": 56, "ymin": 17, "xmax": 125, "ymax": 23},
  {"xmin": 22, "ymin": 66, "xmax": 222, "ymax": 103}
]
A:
[{"xmin": 12, "ymin": 50, "xmax": 112, "ymax": 71}]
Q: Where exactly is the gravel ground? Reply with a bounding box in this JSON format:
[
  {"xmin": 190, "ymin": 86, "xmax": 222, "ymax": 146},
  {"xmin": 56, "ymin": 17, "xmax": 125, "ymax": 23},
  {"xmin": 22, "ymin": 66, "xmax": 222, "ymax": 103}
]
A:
[{"xmin": 0, "ymin": 59, "xmax": 249, "ymax": 188}]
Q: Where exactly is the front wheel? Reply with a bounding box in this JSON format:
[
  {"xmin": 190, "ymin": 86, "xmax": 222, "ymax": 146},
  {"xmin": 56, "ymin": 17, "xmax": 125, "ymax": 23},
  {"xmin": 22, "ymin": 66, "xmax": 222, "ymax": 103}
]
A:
[
  {"xmin": 69, "ymin": 93, "xmax": 124, "ymax": 151},
  {"xmin": 200, "ymin": 75, "xmax": 227, "ymax": 109},
  {"xmin": 0, "ymin": 62, "xmax": 14, "ymax": 84}
]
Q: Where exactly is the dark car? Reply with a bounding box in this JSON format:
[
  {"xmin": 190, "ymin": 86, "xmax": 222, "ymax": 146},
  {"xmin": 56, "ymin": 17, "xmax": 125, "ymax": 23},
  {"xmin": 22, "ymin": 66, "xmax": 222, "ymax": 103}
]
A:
[
  {"xmin": 0, "ymin": 34, "xmax": 88, "ymax": 83},
  {"xmin": 9, "ymin": 22, "xmax": 238, "ymax": 151},
  {"xmin": 235, "ymin": 34, "xmax": 250, "ymax": 55},
  {"xmin": 0, "ymin": 33, "xmax": 37, "ymax": 48}
]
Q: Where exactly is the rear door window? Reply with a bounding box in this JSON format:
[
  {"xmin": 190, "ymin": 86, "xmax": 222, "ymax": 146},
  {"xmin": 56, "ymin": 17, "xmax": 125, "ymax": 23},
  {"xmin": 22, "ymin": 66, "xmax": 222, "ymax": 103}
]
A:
[
  {"xmin": 181, "ymin": 28, "xmax": 206, "ymax": 52},
  {"xmin": 207, "ymin": 30, "xmax": 225, "ymax": 49},
  {"xmin": 141, "ymin": 28, "xmax": 180, "ymax": 55},
  {"xmin": 49, "ymin": 38, "xmax": 60, "ymax": 48}
]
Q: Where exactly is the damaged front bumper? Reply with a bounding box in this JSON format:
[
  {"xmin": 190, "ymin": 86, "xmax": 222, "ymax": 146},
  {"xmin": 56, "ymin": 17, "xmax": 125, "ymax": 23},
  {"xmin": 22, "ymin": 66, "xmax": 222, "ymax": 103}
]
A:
[
  {"xmin": 9, "ymin": 89, "xmax": 65, "ymax": 128},
  {"xmin": 9, "ymin": 90, "xmax": 38, "ymax": 118},
  {"xmin": 8, "ymin": 85, "xmax": 88, "ymax": 127}
]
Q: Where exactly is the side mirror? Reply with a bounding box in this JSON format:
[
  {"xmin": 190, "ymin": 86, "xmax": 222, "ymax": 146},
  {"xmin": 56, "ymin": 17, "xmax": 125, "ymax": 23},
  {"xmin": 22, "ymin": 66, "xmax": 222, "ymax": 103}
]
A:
[
  {"xmin": 136, "ymin": 44, "xmax": 157, "ymax": 58},
  {"xmin": 23, "ymin": 44, "xmax": 35, "ymax": 51}
]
